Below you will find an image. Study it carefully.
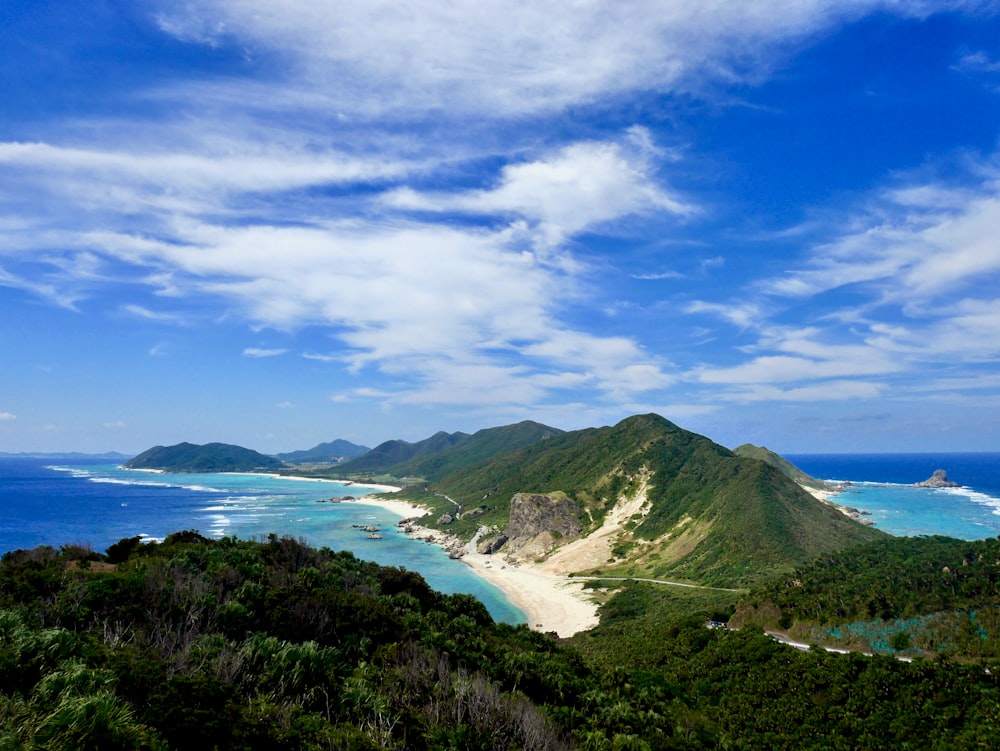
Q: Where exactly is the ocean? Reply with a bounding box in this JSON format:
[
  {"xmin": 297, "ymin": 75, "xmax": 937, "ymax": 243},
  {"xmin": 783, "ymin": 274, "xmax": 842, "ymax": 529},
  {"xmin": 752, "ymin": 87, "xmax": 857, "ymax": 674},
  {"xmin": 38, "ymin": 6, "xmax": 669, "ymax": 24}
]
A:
[
  {"xmin": 786, "ymin": 452, "xmax": 1000, "ymax": 540},
  {"xmin": 0, "ymin": 458, "xmax": 525, "ymax": 625}
]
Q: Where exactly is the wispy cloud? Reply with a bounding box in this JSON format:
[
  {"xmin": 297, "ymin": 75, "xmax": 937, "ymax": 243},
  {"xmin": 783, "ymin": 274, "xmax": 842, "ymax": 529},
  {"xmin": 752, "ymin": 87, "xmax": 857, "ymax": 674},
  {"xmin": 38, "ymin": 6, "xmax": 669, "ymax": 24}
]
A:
[
  {"xmin": 122, "ymin": 304, "xmax": 184, "ymax": 324},
  {"xmin": 632, "ymin": 271, "xmax": 684, "ymax": 280},
  {"xmin": 684, "ymin": 154, "xmax": 1000, "ymax": 404},
  {"xmin": 152, "ymin": 0, "xmax": 987, "ymax": 118},
  {"xmin": 0, "ymin": 412, "xmax": 15, "ymax": 421},
  {"xmin": 244, "ymin": 348, "xmax": 288, "ymax": 358},
  {"xmin": 953, "ymin": 50, "xmax": 1000, "ymax": 74},
  {"xmin": 385, "ymin": 130, "xmax": 691, "ymax": 247}
]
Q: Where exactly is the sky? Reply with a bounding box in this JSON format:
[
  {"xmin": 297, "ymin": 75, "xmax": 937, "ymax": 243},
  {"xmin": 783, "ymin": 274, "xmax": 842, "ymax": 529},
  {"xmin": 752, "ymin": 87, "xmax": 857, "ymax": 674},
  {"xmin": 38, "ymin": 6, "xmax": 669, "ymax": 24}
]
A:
[{"xmin": 2, "ymin": 1, "xmax": 1000, "ymax": 456}]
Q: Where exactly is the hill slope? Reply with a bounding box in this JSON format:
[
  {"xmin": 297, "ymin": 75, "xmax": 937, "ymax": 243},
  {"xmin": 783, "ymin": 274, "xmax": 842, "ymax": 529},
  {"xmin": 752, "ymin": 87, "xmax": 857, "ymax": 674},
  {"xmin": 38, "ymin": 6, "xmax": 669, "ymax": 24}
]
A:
[
  {"xmin": 275, "ymin": 439, "xmax": 370, "ymax": 465},
  {"xmin": 336, "ymin": 420, "xmax": 563, "ymax": 478},
  {"xmin": 125, "ymin": 442, "xmax": 286, "ymax": 473},
  {"xmin": 427, "ymin": 414, "xmax": 883, "ymax": 586},
  {"xmin": 733, "ymin": 443, "xmax": 833, "ymax": 491},
  {"xmin": 385, "ymin": 420, "xmax": 564, "ymax": 480},
  {"xmin": 337, "ymin": 430, "xmax": 471, "ymax": 473}
]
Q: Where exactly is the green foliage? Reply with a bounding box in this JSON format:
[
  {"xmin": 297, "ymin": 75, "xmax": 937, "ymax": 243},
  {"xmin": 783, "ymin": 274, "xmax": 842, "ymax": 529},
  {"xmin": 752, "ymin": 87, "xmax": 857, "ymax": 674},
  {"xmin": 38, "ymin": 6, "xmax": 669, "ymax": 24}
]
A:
[
  {"xmin": 735, "ymin": 535, "xmax": 1000, "ymax": 659},
  {"xmin": 337, "ymin": 420, "xmax": 564, "ymax": 481},
  {"xmin": 415, "ymin": 414, "xmax": 882, "ymax": 587},
  {"xmin": 124, "ymin": 442, "xmax": 285, "ymax": 473},
  {"xmin": 732, "ymin": 443, "xmax": 833, "ymax": 491},
  {"xmin": 1, "ymin": 533, "xmax": 997, "ymax": 749}
]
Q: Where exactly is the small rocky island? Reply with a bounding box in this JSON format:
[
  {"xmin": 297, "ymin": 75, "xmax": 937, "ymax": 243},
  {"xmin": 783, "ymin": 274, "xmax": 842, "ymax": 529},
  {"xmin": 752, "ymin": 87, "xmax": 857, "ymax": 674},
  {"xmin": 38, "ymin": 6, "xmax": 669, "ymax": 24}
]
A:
[{"xmin": 916, "ymin": 469, "xmax": 959, "ymax": 488}]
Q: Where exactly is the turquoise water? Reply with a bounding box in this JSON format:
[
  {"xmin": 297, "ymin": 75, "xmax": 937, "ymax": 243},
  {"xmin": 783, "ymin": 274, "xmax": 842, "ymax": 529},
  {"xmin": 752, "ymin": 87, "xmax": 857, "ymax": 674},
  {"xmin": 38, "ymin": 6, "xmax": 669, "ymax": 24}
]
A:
[
  {"xmin": 787, "ymin": 453, "xmax": 1000, "ymax": 540},
  {"xmin": 0, "ymin": 459, "xmax": 526, "ymax": 625}
]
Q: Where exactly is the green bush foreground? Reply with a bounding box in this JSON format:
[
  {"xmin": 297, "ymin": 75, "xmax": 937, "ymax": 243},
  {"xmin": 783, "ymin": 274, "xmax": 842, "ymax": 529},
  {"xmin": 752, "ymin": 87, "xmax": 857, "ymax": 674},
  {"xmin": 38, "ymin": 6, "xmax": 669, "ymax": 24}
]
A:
[{"xmin": 0, "ymin": 533, "xmax": 997, "ymax": 750}]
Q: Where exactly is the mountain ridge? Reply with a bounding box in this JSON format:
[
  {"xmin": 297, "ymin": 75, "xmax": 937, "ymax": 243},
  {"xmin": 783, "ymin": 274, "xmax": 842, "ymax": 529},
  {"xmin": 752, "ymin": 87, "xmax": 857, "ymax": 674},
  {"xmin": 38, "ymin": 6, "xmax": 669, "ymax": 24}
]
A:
[
  {"xmin": 275, "ymin": 439, "xmax": 370, "ymax": 465},
  {"xmin": 412, "ymin": 414, "xmax": 883, "ymax": 586}
]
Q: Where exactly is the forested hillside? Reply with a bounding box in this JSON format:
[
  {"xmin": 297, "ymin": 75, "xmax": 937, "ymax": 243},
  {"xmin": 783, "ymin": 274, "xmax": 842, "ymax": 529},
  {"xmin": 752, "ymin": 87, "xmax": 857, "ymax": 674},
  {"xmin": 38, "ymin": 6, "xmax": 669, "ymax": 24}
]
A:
[
  {"xmin": 732, "ymin": 535, "xmax": 1000, "ymax": 658},
  {"xmin": 1, "ymin": 535, "xmax": 997, "ymax": 750},
  {"xmin": 125, "ymin": 443, "xmax": 285, "ymax": 473},
  {"xmin": 422, "ymin": 414, "xmax": 882, "ymax": 586}
]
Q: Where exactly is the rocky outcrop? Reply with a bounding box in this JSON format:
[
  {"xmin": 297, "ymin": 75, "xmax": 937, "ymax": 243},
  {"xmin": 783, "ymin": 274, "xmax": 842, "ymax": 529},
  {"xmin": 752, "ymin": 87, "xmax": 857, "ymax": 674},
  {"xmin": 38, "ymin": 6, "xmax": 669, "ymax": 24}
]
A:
[
  {"xmin": 501, "ymin": 493, "xmax": 583, "ymax": 559},
  {"xmin": 916, "ymin": 469, "xmax": 959, "ymax": 488}
]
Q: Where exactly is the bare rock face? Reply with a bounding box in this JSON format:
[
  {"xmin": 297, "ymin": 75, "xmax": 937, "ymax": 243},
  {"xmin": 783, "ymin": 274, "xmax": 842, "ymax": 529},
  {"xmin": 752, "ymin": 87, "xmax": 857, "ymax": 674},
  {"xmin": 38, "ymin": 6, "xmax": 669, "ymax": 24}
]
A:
[
  {"xmin": 916, "ymin": 469, "xmax": 959, "ymax": 488},
  {"xmin": 502, "ymin": 493, "xmax": 583, "ymax": 559}
]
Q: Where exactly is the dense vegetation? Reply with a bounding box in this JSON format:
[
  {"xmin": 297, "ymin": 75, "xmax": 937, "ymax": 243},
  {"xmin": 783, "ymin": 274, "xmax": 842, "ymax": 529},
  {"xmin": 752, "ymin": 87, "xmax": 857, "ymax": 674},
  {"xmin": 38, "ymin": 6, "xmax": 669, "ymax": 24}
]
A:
[
  {"xmin": 1, "ymin": 534, "xmax": 998, "ymax": 749},
  {"xmin": 125, "ymin": 443, "xmax": 286, "ymax": 473},
  {"xmin": 732, "ymin": 535, "xmax": 1000, "ymax": 658},
  {"xmin": 732, "ymin": 443, "xmax": 833, "ymax": 491},
  {"xmin": 275, "ymin": 439, "xmax": 371, "ymax": 465},
  {"xmin": 419, "ymin": 415, "xmax": 882, "ymax": 586},
  {"xmin": 337, "ymin": 421, "xmax": 563, "ymax": 480}
]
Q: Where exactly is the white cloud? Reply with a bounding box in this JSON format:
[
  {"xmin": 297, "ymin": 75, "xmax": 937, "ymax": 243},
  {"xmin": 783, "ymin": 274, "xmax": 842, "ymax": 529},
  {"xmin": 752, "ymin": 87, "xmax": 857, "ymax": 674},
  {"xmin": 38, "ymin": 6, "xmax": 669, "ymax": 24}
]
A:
[
  {"xmin": 953, "ymin": 50, "xmax": 1000, "ymax": 74},
  {"xmin": 633, "ymin": 271, "xmax": 684, "ymax": 280},
  {"xmin": 122, "ymin": 304, "xmax": 183, "ymax": 323},
  {"xmin": 766, "ymin": 170, "xmax": 1000, "ymax": 303},
  {"xmin": 696, "ymin": 353, "xmax": 898, "ymax": 385},
  {"xmin": 244, "ymin": 347, "xmax": 287, "ymax": 358},
  {"xmin": 686, "ymin": 300, "xmax": 763, "ymax": 330},
  {"xmin": 152, "ymin": 0, "xmax": 985, "ymax": 118},
  {"xmin": 386, "ymin": 131, "xmax": 691, "ymax": 247},
  {"xmin": 0, "ymin": 141, "xmax": 414, "ymax": 201},
  {"xmin": 0, "ymin": 412, "xmax": 15, "ymax": 421},
  {"xmin": 718, "ymin": 380, "xmax": 886, "ymax": 403},
  {"xmin": 103, "ymin": 421, "xmax": 125, "ymax": 429},
  {"xmin": 685, "ymin": 153, "xmax": 1000, "ymax": 407}
]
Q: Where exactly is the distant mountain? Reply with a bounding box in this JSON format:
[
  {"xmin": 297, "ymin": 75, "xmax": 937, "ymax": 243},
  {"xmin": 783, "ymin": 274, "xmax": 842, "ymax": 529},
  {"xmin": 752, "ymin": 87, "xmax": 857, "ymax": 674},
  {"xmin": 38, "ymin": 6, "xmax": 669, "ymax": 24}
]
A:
[
  {"xmin": 336, "ymin": 430, "xmax": 472, "ymax": 473},
  {"xmin": 275, "ymin": 439, "xmax": 371, "ymax": 465},
  {"xmin": 424, "ymin": 414, "xmax": 883, "ymax": 586},
  {"xmin": 732, "ymin": 443, "xmax": 834, "ymax": 491},
  {"xmin": 340, "ymin": 420, "xmax": 564, "ymax": 479},
  {"xmin": 125, "ymin": 442, "xmax": 286, "ymax": 473}
]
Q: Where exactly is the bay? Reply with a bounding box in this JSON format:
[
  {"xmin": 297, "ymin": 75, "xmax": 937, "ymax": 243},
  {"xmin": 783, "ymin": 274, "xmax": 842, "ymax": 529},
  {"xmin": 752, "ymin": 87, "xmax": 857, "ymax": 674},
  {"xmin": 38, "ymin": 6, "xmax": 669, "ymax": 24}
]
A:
[{"xmin": 0, "ymin": 457, "xmax": 526, "ymax": 625}]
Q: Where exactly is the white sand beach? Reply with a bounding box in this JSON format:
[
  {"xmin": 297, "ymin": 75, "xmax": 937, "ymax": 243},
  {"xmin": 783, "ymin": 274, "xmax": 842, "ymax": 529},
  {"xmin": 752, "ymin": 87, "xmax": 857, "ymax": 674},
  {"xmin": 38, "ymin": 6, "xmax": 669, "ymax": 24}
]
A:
[
  {"xmin": 358, "ymin": 503, "xmax": 600, "ymax": 637},
  {"xmin": 350, "ymin": 495, "xmax": 430, "ymax": 520},
  {"xmin": 459, "ymin": 551, "xmax": 600, "ymax": 637}
]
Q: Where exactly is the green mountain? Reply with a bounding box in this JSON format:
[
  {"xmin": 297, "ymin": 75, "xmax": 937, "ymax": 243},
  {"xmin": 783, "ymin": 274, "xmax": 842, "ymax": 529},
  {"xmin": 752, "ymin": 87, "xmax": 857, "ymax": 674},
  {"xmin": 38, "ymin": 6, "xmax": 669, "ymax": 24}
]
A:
[
  {"xmin": 423, "ymin": 414, "xmax": 883, "ymax": 586},
  {"xmin": 732, "ymin": 443, "xmax": 834, "ymax": 491},
  {"xmin": 376, "ymin": 420, "xmax": 564, "ymax": 480},
  {"xmin": 336, "ymin": 421, "xmax": 563, "ymax": 477},
  {"xmin": 275, "ymin": 439, "xmax": 370, "ymax": 465},
  {"xmin": 125, "ymin": 442, "xmax": 286, "ymax": 473},
  {"xmin": 337, "ymin": 430, "xmax": 471, "ymax": 473}
]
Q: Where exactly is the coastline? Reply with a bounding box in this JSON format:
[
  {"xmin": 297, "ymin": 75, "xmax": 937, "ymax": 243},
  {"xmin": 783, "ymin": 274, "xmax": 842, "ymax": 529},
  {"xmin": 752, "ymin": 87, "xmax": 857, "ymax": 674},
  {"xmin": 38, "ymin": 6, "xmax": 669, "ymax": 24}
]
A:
[
  {"xmin": 458, "ymin": 551, "xmax": 600, "ymax": 636},
  {"xmin": 120, "ymin": 466, "xmax": 404, "ymax": 495},
  {"xmin": 121, "ymin": 465, "xmax": 596, "ymax": 635},
  {"xmin": 360, "ymin": 505, "xmax": 600, "ymax": 637},
  {"xmin": 801, "ymin": 483, "xmax": 875, "ymax": 526}
]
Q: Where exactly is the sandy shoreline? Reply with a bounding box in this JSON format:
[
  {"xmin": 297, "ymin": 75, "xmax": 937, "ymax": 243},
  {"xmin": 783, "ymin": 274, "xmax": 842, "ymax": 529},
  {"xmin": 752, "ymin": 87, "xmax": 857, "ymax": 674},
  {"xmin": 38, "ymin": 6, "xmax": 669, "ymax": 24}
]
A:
[
  {"xmin": 801, "ymin": 483, "xmax": 875, "ymax": 525},
  {"xmin": 121, "ymin": 467, "xmax": 597, "ymax": 635},
  {"xmin": 355, "ymin": 502, "xmax": 600, "ymax": 637},
  {"xmin": 458, "ymin": 551, "xmax": 600, "ymax": 636}
]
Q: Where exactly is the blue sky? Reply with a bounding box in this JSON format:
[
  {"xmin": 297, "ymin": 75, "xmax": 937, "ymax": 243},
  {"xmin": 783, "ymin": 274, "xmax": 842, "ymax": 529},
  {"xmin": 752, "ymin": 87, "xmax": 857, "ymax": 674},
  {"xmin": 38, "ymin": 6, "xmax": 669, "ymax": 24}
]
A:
[{"xmin": 3, "ymin": 1, "xmax": 1000, "ymax": 455}]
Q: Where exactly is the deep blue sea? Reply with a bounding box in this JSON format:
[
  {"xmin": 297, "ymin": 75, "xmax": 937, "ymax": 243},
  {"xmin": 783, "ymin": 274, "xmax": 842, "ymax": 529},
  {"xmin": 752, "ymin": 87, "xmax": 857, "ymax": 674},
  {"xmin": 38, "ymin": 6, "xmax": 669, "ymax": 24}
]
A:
[
  {"xmin": 0, "ymin": 458, "xmax": 525, "ymax": 625},
  {"xmin": 786, "ymin": 453, "xmax": 1000, "ymax": 540}
]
